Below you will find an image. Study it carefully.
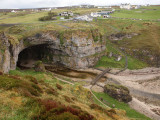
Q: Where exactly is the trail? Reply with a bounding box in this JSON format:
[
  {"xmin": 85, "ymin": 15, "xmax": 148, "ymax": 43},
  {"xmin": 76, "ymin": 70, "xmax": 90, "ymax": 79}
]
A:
[{"xmin": 47, "ymin": 70, "xmax": 110, "ymax": 109}]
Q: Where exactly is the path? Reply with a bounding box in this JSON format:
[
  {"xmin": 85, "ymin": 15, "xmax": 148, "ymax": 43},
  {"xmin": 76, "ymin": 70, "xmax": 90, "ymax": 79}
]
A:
[
  {"xmin": 105, "ymin": 24, "xmax": 120, "ymax": 33},
  {"xmin": 111, "ymin": 17, "xmax": 160, "ymax": 22},
  {"xmin": 55, "ymin": 23, "xmax": 71, "ymax": 29},
  {"xmin": 47, "ymin": 70, "xmax": 110, "ymax": 108},
  {"xmin": 90, "ymin": 69, "xmax": 111, "ymax": 85}
]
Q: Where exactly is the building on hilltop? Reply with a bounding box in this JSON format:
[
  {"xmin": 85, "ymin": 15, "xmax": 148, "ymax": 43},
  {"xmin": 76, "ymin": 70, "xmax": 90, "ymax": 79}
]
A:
[
  {"xmin": 11, "ymin": 10, "xmax": 17, "ymax": 13},
  {"xmin": 91, "ymin": 10, "xmax": 113, "ymax": 18},
  {"xmin": 120, "ymin": 3, "xmax": 141, "ymax": 10},
  {"xmin": 97, "ymin": 6, "xmax": 112, "ymax": 9},
  {"xmin": 74, "ymin": 15, "xmax": 93, "ymax": 22},
  {"xmin": 90, "ymin": 12, "xmax": 101, "ymax": 17},
  {"xmin": 132, "ymin": 5, "xmax": 141, "ymax": 9},
  {"xmin": 120, "ymin": 3, "xmax": 132, "ymax": 10},
  {"xmin": 59, "ymin": 11, "xmax": 73, "ymax": 16},
  {"xmin": 80, "ymin": 5, "xmax": 95, "ymax": 8}
]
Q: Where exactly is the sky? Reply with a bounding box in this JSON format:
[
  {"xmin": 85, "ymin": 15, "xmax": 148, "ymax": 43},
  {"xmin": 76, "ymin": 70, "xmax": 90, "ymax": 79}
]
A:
[{"xmin": 0, "ymin": 0, "xmax": 160, "ymax": 9}]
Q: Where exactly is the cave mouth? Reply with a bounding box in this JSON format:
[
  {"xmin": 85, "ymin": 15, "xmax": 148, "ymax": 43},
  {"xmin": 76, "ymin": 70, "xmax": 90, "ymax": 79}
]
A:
[{"xmin": 17, "ymin": 44, "xmax": 52, "ymax": 69}]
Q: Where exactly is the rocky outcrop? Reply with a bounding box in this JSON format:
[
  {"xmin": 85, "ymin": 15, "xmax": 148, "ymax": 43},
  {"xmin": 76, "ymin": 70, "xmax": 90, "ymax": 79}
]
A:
[
  {"xmin": 104, "ymin": 83, "xmax": 132, "ymax": 103},
  {"xmin": 109, "ymin": 33, "xmax": 138, "ymax": 41},
  {"xmin": 0, "ymin": 29, "xmax": 106, "ymax": 73},
  {"xmin": 0, "ymin": 32, "xmax": 24, "ymax": 73},
  {"xmin": 119, "ymin": 47, "xmax": 160, "ymax": 67}
]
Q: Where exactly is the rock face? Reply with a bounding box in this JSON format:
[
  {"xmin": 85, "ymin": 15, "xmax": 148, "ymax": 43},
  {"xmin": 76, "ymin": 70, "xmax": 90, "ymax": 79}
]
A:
[
  {"xmin": 109, "ymin": 33, "xmax": 138, "ymax": 41},
  {"xmin": 104, "ymin": 84, "xmax": 132, "ymax": 103},
  {"xmin": 0, "ymin": 29, "xmax": 106, "ymax": 73}
]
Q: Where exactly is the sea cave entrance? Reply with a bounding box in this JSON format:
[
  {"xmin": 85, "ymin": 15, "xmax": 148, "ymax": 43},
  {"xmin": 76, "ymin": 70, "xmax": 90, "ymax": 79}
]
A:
[{"xmin": 17, "ymin": 44, "xmax": 52, "ymax": 69}]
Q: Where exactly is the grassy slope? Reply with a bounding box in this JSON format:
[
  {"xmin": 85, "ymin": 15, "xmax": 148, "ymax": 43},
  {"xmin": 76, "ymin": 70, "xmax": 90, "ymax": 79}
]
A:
[
  {"xmin": 111, "ymin": 6, "xmax": 160, "ymax": 20},
  {"xmin": 0, "ymin": 12, "xmax": 48, "ymax": 24},
  {"xmin": 0, "ymin": 69, "xmax": 131, "ymax": 120},
  {"xmin": 93, "ymin": 92, "xmax": 151, "ymax": 120},
  {"xmin": 0, "ymin": 69, "xmax": 151, "ymax": 120},
  {"xmin": 94, "ymin": 19, "xmax": 149, "ymax": 69},
  {"xmin": 95, "ymin": 42, "xmax": 148, "ymax": 70}
]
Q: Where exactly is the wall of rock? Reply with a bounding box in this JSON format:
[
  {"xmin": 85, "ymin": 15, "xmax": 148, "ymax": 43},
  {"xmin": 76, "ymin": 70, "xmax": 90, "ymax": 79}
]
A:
[{"xmin": 0, "ymin": 29, "xmax": 106, "ymax": 73}]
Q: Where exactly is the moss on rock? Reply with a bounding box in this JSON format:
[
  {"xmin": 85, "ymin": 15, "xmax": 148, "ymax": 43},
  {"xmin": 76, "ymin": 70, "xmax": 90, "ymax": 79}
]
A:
[
  {"xmin": 34, "ymin": 61, "xmax": 46, "ymax": 72},
  {"xmin": 104, "ymin": 84, "xmax": 132, "ymax": 103}
]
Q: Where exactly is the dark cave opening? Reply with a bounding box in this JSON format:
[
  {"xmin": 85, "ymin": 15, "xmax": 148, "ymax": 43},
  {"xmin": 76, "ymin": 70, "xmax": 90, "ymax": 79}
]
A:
[{"xmin": 17, "ymin": 44, "xmax": 51, "ymax": 69}]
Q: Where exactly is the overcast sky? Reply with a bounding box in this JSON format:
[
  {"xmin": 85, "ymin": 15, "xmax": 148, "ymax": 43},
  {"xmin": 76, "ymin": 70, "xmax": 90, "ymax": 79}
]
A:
[{"xmin": 0, "ymin": 0, "xmax": 160, "ymax": 9}]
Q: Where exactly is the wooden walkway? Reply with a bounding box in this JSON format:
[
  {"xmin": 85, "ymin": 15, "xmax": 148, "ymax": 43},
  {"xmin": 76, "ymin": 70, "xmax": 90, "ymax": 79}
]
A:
[{"xmin": 90, "ymin": 68, "xmax": 111, "ymax": 85}]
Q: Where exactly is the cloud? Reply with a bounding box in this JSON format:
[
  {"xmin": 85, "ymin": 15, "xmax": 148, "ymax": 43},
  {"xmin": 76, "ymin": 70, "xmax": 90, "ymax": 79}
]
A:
[{"xmin": 0, "ymin": 0, "xmax": 159, "ymax": 9}]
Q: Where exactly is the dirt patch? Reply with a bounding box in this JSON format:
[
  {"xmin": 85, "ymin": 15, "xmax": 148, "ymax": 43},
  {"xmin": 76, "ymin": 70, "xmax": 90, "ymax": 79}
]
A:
[
  {"xmin": 45, "ymin": 65, "xmax": 107, "ymax": 81},
  {"xmin": 151, "ymin": 108, "xmax": 160, "ymax": 116}
]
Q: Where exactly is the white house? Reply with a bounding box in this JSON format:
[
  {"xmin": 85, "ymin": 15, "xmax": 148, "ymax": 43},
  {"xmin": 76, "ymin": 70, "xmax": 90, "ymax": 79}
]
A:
[
  {"xmin": 144, "ymin": 4, "xmax": 150, "ymax": 7},
  {"xmin": 60, "ymin": 17, "xmax": 65, "ymax": 20},
  {"xmin": 134, "ymin": 5, "xmax": 141, "ymax": 9},
  {"xmin": 42, "ymin": 8, "xmax": 52, "ymax": 11},
  {"xmin": 74, "ymin": 15, "xmax": 93, "ymax": 22},
  {"xmin": 97, "ymin": 6, "xmax": 111, "ymax": 9},
  {"xmin": 120, "ymin": 3, "xmax": 132, "ymax": 10},
  {"xmin": 97, "ymin": 11, "xmax": 113, "ymax": 15},
  {"xmin": 59, "ymin": 11, "xmax": 73, "ymax": 16},
  {"xmin": 103, "ymin": 15, "xmax": 110, "ymax": 18},
  {"xmin": 11, "ymin": 10, "xmax": 17, "ymax": 13},
  {"xmin": 90, "ymin": 12, "xmax": 101, "ymax": 17},
  {"xmin": 80, "ymin": 5, "xmax": 95, "ymax": 8}
]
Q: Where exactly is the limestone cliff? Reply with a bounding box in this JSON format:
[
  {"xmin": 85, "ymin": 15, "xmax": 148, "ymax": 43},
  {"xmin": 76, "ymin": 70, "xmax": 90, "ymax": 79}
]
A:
[{"xmin": 0, "ymin": 29, "xmax": 106, "ymax": 73}]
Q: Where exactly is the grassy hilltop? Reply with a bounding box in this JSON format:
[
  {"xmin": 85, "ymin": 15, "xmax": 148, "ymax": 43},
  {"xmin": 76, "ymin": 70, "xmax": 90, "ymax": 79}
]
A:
[
  {"xmin": 111, "ymin": 6, "xmax": 160, "ymax": 20},
  {"xmin": 0, "ymin": 6, "xmax": 160, "ymax": 69}
]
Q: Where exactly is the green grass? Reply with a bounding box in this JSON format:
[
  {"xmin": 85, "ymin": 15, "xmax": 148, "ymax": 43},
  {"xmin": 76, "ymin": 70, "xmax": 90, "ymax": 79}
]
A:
[
  {"xmin": 0, "ymin": 69, "xmax": 152, "ymax": 120},
  {"xmin": 93, "ymin": 92, "xmax": 151, "ymax": 120},
  {"xmin": 9, "ymin": 69, "xmax": 44, "ymax": 78},
  {"xmin": 0, "ymin": 8, "xmax": 106, "ymax": 24},
  {"xmin": 96, "ymin": 42, "xmax": 148, "ymax": 70},
  {"xmin": 111, "ymin": 6, "xmax": 160, "ymax": 20},
  {"xmin": 0, "ymin": 12, "xmax": 48, "ymax": 24}
]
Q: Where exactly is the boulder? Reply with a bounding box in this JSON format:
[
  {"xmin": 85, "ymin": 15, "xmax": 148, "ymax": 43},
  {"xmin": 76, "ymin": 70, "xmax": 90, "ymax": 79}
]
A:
[
  {"xmin": 104, "ymin": 83, "xmax": 132, "ymax": 103},
  {"xmin": 34, "ymin": 61, "xmax": 46, "ymax": 72}
]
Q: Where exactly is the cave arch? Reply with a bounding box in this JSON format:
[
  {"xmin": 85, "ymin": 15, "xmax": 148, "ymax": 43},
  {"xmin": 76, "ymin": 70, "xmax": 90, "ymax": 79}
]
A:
[{"xmin": 17, "ymin": 44, "xmax": 52, "ymax": 69}]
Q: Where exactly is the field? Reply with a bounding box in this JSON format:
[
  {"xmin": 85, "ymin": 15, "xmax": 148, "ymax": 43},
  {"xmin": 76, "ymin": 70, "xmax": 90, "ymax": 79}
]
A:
[
  {"xmin": 0, "ymin": 8, "xmax": 105, "ymax": 24},
  {"xmin": 0, "ymin": 11, "xmax": 48, "ymax": 24},
  {"xmin": 111, "ymin": 6, "xmax": 160, "ymax": 20}
]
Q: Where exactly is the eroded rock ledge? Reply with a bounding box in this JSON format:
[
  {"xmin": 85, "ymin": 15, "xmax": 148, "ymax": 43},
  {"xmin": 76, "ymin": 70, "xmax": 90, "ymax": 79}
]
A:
[{"xmin": 0, "ymin": 29, "xmax": 106, "ymax": 73}]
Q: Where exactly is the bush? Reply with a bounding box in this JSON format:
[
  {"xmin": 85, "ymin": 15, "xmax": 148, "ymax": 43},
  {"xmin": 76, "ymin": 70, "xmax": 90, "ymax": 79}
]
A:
[
  {"xmin": 34, "ymin": 61, "xmax": 46, "ymax": 72},
  {"xmin": 45, "ymin": 87, "xmax": 58, "ymax": 96},
  {"xmin": 0, "ymin": 71, "xmax": 3, "ymax": 75},
  {"xmin": 0, "ymin": 75, "xmax": 42, "ymax": 97},
  {"xmin": 41, "ymin": 112, "xmax": 80, "ymax": 120},
  {"xmin": 35, "ymin": 99, "xmax": 95, "ymax": 120},
  {"xmin": 25, "ymin": 75, "xmax": 38, "ymax": 84},
  {"xmin": 56, "ymin": 83, "xmax": 62, "ymax": 90},
  {"xmin": 48, "ymin": 11, "xmax": 57, "ymax": 17},
  {"xmin": 104, "ymin": 84, "xmax": 132, "ymax": 103},
  {"xmin": 90, "ymin": 104, "xmax": 104, "ymax": 111},
  {"xmin": 39, "ymin": 99, "xmax": 60, "ymax": 111},
  {"xmin": 64, "ymin": 16, "xmax": 70, "ymax": 19},
  {"xmin": 63, "ymin": 95, "xmax": 72, "ymax": 103},
  {"xmin": 39, "ymin": 11, "xmax": 58, "ymax": 21}
]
